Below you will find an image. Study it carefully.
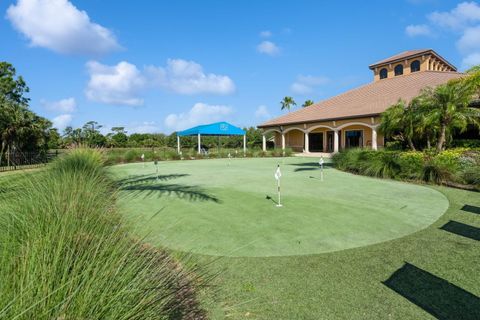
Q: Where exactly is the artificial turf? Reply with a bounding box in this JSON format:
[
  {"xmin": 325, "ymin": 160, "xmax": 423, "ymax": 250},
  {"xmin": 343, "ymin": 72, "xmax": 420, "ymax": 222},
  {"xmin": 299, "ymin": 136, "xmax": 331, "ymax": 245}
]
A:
[
  {"xmin": 111, "ymin": 157, "xmax": 480, "ymax": 319},
  {"xmin": 112, "ymin": 157, "xmax": 448, "ymax": 257}
]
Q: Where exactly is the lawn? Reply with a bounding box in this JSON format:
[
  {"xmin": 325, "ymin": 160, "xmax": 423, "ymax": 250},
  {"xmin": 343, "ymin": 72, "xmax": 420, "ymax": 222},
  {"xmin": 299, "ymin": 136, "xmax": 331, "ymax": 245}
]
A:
[
  {"xmin": 112, "ymin": 157, "xmax": 448, "ymax": 257},
  {"xmin": 110, "ymin": 157, "xmax": 480, "ymax": 319}
]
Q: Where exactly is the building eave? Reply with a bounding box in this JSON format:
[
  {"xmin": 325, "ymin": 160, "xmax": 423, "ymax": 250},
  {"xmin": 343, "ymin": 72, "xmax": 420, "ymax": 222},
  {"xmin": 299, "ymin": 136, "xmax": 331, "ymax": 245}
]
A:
[{"xmin": 257, "ymin": 113, "xmax": 382, "ymax": 129}]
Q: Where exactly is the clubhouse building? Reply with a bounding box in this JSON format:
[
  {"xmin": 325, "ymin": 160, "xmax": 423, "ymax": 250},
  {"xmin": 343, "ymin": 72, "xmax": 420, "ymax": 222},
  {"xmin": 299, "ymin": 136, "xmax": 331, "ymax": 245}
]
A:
[{"xmin": 258, "ymin": 49, "xmax": 462, "ymax": 153}]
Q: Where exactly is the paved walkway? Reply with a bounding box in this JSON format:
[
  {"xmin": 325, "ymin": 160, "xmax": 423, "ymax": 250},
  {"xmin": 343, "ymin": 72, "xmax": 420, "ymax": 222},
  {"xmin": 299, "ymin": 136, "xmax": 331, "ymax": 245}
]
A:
[{"xmin": 294, "ymin": 152, "xmax": 333, "ymax": 158}]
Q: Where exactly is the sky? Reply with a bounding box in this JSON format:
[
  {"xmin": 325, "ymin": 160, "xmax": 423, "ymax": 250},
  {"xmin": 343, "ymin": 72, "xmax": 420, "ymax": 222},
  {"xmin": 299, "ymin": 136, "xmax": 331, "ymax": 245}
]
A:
[{"xmin": 1, "ymin": 0, "xmax": 480, "ymax": 134}]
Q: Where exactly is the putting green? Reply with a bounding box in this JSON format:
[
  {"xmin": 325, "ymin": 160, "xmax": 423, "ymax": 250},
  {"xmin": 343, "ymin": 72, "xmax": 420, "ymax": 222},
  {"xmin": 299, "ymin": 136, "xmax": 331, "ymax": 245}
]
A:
[{"xmin": 111, "ymin": 157, "xmax": 449, "ymax": 257}]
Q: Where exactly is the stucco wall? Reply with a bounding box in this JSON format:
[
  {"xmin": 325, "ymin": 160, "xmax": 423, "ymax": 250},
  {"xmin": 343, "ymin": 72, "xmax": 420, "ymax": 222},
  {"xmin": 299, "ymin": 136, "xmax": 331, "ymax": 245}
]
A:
[{"xmin": 270, "ymin": 116, "xmax": 384, "ymax": 151}]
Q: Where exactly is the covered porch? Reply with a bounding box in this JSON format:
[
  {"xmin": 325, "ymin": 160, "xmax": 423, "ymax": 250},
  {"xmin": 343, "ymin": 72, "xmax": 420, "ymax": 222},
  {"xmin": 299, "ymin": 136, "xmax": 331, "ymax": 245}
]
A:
[{"xmin": 260, "ymin": 116, "xmax": 384, "ymax": 153}]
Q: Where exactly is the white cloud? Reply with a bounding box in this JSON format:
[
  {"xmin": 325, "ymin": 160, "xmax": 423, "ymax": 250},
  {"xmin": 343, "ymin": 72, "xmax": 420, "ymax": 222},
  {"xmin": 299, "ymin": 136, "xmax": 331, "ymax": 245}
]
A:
[
  {"xmin": 128, "ymin": 121, "xmax": 160, "ymax": 134},
  {"xmin": 146, "ymin": 59, "xmax": 235, "ymax": 95},
  {"xmin": 257, "ymin": 41, "xmax": 280, "ymax": 56},
  {"xmin": 405, "ymin": 24, "xmax": 433, "ymax": 37},
  {"xmin": 85, "ymin": 59, "xmax": 235, "ymax": 106},
  {"xmin": 259, "ymin": 30, "xmax": 272, "ymax": 37},
  {"xmin": 6, "ymin": 0, "xmax": 120, "ymax": 55},
  {"xmin": 255, "ymin": 105, "xmax": 270, "ymax": 120},
  {"xmin": 457, "ymin": 26, "xmax": 480, "ymax": 53},
  {"xmin": 406, "ymin": 2, "xmax": 480, "ymax": 70},
  {"xmin": 463, "ymin": 52, "xmax": 480, "ymax": 67},
  {"xmin": 290, "ymin": 75, "xmax": 330, "ymax": 94},
  {"xmin": 41, "ymin": 97, "xmax": 76, "ymax": 113},
  {"xmin": 85, "ymin": 61, "xmax": 146, "ymax": 106},
  {"xmin": 164, "ymin": 102, "xmax": 234, "ymax": 132},
  {"xmin": 52, "ymin": 114, "xmax": 72, "ymax": 130},
  {"xmin": 428, "ymin": 1, "xmax": 480, "ymax": 30}
]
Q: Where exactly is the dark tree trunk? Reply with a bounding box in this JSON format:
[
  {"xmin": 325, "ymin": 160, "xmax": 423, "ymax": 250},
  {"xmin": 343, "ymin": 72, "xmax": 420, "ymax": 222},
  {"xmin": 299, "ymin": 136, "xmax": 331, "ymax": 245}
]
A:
[
  {"xmin": 407, "ymin": 137, "xmax": 416, "ymax": 151},
  {"xmin": 437, "ymin": 123, "xmax": 447, "ymax": 152}
]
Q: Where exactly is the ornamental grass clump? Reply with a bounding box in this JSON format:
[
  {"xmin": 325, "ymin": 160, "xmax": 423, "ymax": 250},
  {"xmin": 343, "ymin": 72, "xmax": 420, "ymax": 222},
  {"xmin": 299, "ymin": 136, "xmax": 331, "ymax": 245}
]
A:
[{"xmin": 0, "ymin": 148, "xmax": 206, "ymax": 319}]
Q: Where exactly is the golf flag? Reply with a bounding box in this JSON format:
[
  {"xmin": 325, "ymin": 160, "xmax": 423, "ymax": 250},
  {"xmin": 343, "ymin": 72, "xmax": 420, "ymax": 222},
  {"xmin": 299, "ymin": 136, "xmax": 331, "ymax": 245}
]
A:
[
  {"xmin": 319, "ymin": 156, "xmax": 324, "ymax": 181},
  {"xmin": 274, "ymin": 165, "xmax": 282, "ymax": 207},
  {"xmin": 141, "ymin": 153, "xmax": 145, "ymax": 160},
  {"xmin": 274, "ymin": 165, "xmax": 282, "ymax": 181}
]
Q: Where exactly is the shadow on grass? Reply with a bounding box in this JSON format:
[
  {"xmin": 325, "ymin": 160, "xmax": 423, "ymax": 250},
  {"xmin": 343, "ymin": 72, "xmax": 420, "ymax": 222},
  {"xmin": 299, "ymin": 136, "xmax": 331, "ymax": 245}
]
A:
[
  {"xmin": 289, "ymin": 162, "xmax": 333, "ymax": 168},
  {"xmin": 118, "ymin": 173, "xmax": 219, "ymax": 203},
  {"xmin": 294, "ymin": 167, "xmax": 318, "ymax": 172},
  {"xmin": 383, "ymin": 262, "xmax": 480, "ymax": 320},
  {"xmin": 461, "ymin": 204, "xmax": 480, "ymax": 215},
  {"xmin": 265, "ymin": 194, "xmax": 278, "ymax": 205},
  {"xmin": 440, "ymin": 221, "xmax": 480, "ymax": 241},
  {"xmin": 117, "ymin": 173, "xmax": 190, "ymax": 185}
]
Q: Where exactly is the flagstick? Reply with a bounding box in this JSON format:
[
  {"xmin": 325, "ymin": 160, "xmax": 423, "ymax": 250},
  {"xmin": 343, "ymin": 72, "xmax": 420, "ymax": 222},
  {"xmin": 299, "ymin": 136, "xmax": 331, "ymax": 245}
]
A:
[
  {"xmin": 275, "ymin": 164, "xmax": 283, "ymax": 207},
  {"xmin": 277, "ymin": 178, "xmax": 282, "ymax": 207}
]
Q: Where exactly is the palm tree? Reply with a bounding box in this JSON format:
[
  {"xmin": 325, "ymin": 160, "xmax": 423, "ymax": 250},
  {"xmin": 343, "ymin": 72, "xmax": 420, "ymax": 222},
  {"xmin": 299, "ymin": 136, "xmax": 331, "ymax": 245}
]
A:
[
  {"xmin": 280, "ymin": 96, "xmax": 296, "ymax": 112},
  {"xmin": 302, "ymin": 99, "xmax": 314, "ymax": 108},
  {"xmin": 420, "ymin": 78, "xmax": 480, "ymax": 152},
  {"xmin": 379, "ymin": 100, "xmax": 418, "ymax": 151}
]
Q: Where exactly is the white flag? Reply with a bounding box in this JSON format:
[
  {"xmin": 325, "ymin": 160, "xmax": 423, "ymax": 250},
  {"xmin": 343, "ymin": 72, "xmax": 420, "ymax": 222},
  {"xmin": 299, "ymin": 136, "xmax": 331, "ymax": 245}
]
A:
[
  {"xmin": 141, "ymin": 153, "xmax": 145, "ymax": 160},
  {"xmin": 319, "ymin": 157, "xmax": 324, "ymax": 166},
  {"xmin": 274, "ymin": 166, "xmax": 282, "ymax": 181}
]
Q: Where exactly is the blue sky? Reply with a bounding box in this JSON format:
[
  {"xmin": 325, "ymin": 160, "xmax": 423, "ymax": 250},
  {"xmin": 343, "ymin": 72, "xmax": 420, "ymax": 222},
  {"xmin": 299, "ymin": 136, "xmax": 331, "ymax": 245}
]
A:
[{"xmin": 1, "ymin": 0, "xmax": 479, "ymax": 134}]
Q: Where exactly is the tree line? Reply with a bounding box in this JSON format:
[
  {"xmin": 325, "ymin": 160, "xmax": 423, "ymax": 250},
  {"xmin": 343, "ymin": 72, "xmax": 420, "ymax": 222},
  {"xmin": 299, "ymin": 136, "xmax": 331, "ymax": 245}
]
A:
[{"xmin": 58, "ymin": 123, "xmax": 265, "ymax": 149}]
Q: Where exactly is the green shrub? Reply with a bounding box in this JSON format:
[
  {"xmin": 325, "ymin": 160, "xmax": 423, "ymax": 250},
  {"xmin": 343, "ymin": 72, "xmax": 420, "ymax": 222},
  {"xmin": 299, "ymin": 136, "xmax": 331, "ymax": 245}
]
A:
[
  {"xmin": 452, "ymin": 139, "xmax": 480, "ymax": 148},
  {"xmin": 397, "ymin": 151, "xmax": 424, "ymax": 180},
  {"xmin": 0, "ymin": 148, "xmax": 205, "ymax": 319},
  {"xmin": 421, "ymin": 156, "xmax": 455, "ymax": 184},
  {"xmin": 363, "ymin": 151, "xmax": 401, "ymax": 179}
]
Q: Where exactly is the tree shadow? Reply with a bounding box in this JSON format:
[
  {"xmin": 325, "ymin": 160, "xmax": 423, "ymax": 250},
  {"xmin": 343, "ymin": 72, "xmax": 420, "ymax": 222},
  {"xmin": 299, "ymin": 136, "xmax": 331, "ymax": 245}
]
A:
[
  {"xmin": 294, "ymin": 167, "xmax": 318, "ymax": 172},
  {"xmin": 461, "ymin": 204, "xmax": 480, "ymax": 215},
  {"xmin": 383, "ymin": 262, "xmax": 480, "ymax": 320},
  {"xmin": 289, "ymin": 162, "xmax": 333, "ymax": 167},
  {"xmin": 118, "ymin": 173, "xmax": 219, "ymax": 203},
  {"xmin": 440, "ymin": 221, "xmax": 480, "ymax": 241},
  {"xmin": 121, "ymin": 184, "xmax": 220, "ymax": 203},
  {"xmin": 117, "ymin": 173, "xmax": 190, "ymax": 186}
]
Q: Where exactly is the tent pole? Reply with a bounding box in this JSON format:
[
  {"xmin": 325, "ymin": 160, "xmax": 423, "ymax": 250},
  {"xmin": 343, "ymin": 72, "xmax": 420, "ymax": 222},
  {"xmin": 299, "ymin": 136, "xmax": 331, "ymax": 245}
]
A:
[
  {"xmin": 197, "ymin": 133, "xmax": 201, "ymax": 154},
  {"xmin": 243, "ymin": 134, "xmax": 246, "ymax": 156}
]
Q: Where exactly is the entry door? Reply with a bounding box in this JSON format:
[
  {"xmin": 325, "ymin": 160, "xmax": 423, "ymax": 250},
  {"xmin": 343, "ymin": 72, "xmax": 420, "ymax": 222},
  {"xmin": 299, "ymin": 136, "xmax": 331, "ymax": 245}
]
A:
[{"xmin": 309, "ymin": 133, "xmax": 324, "ymax": 152}]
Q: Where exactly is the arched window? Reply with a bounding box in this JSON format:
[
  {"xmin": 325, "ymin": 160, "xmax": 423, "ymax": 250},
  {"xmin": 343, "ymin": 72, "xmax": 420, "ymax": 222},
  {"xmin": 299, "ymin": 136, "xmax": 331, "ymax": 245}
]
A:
[
  {"xmin": 410, "ymin": 60, "xmax": 420, "ymax": 72},
  {"xmin": 379, "ymin": 68, "xmax": 388, "ymax": 79},
  {"xmin": 394, "ymin": 64, "xmax": 403, "ymax": 76}
]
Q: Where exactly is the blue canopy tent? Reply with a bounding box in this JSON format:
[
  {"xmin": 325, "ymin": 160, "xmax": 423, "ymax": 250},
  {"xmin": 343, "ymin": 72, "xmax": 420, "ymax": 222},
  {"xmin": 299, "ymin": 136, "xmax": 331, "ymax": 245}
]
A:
[{"xmin": 177, "ymin": 122, "xmax": 247, "ymax": 154}]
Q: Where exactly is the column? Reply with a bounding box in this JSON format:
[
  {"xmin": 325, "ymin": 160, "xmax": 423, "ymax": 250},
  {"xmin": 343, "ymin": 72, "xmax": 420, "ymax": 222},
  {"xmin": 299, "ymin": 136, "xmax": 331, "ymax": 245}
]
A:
[
  {"xmin": 177, "ymin": 135, "xmax": 180, "ymax": 154},
  {"xmin": 304, "ymin": 132, "xmax": 309, "ymax": 153},
  {"xmin": 334, "ymin": 130, "xmax": 339, "ymax": 153},
  {"xmin": 243, "ymin": 134, "xmax": 247, "ymax": 154},
  {"xmin": 197, "ymin": 133, "xmax": 201, "ymax": 154},
  {"xmin": 262, "ymin": 134, "xmax": 266, "ymax": 151},
  {"xmin": 281, "ymin": 133, "xmax": 285, "ymax": 151},
  {"xmin": 372, "ymin": 127, "xmax": 378, "ymax": 151}
]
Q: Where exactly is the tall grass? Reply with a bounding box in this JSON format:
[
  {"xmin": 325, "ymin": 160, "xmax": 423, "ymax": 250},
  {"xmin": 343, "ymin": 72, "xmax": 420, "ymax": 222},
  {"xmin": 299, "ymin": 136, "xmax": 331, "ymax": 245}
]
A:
[{"xmin": 0, "ymin": 148, "xmax": 206, "ymax": 319}]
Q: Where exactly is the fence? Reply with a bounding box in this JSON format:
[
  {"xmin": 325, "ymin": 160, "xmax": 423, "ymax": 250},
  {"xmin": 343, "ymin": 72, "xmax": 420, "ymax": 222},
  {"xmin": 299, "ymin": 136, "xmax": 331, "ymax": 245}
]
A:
[{"xmin": 0, "ymin": 150, "xmax": 59, "ymax": 172}]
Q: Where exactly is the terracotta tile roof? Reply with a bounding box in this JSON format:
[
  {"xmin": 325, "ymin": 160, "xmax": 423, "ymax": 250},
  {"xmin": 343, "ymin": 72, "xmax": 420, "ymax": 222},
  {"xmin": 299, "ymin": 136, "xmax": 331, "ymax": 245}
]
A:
[
  {"xmin": 258, "ymin": 71, "xmax": 463, "ymax": 128},
  {"xmin": 369, "ymin": 49, "xmax": 457, "ymax": 71},
  {"xmin": 369, "ymin": 49, "xmax": 431, "ymax": 67}
]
